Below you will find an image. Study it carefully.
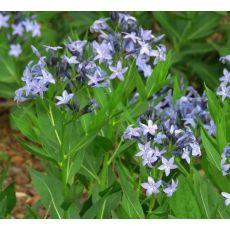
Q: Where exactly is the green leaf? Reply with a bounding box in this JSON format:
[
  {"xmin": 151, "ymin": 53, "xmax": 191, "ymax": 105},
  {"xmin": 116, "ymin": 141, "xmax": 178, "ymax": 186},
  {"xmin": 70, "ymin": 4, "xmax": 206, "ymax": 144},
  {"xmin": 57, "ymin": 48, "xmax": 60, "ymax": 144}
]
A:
[
  {"xmin": 117, "ymin": 161, "xmax": 144, "ymax": 218},
  {"xmin": 201, "ymin": 129, "xmax": 221, "ymax": 171},
  {"xmin": 99, "ymin": 191, "xmax": 121, "ymax": 218},
  {"xmin": 109, "ymin": 60, "xmax": 136, "ymax": 112},
  {"xmin": 172, "ymin": 75, "xmax": 186, "ymax": 103},
  {"xmin": 203, "ymin": 159, "xmax": 230, "ymax": 192},
  {"xmin": 0, "ymin": 49, "xmax": 18, "ymax": 84},
  {"xmin": 68, "ymin": 149, "xmax": 86, "ymax": 184},
  {"xmin": 0, "ymin": 183, "xmax": 16, "ymax": 218},
  {"xmin": 193, "ymin": 170, "xmax": 223, "ymax": 219},
  {"xmin": 17, "ymin": 139, "xmax": 57, "ymax": 164},
  {"xmin": 133, "ymin": 68, "xmax": 147, "ymax": 100},
  {"xmin": 205, "ymin": 86, "xmax": 221, "ymax": 124},
  {"xmin": 82, "ymin": 183, "xmax": 121, "ymax": 218},
  {"xmin": 11, "ymin": 105, "xmax": 39, "ymax": 143},
  {"xmin": 190, "ymin": 61, "xmax": 219, "ymax": 89},
  {"xmin": 29, "ymin": 168, "xmax": 64, "ymax": 219},
  {"xmin": 169, "ymin": 175, "xmax": 201, "ymax": 218},
  {"xmin": 0, "ymin": 83, "xmax": 18, "ymax": 98},
  {"xmin": 146, "ymin": 51, "xmax": 172, "ymax": 97},
  {"xmin": 186, "ymin": 13, "xmax": 222, "ymax": 41},
  {"xmin": 154, "ymin": 12, "xmax": 181, "ymax": 41}
]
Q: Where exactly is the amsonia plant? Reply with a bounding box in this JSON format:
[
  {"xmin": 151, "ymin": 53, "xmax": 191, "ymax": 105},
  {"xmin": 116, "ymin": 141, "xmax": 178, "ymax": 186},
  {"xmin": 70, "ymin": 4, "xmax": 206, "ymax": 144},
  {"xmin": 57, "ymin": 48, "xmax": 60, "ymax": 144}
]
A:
[{"xmin": 11, "ymin": 12, "xmax": 230, "ymax": 219}]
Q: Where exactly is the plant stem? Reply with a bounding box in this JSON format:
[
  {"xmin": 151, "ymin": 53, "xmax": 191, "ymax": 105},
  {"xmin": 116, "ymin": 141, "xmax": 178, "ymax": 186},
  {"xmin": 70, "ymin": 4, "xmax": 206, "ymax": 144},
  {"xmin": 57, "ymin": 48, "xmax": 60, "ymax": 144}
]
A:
[
  {"xmin": 61, "ymin": 156, "xmax": 69, "ymax": 219},
  {"xmin": 49, "ymin": 105, "xmax": 69, "ymax": 218},
  {"xmin": 148, "ymin": 195, "xmax": 156, "ymax": 213},
  {"xmin": 107, "ymin": 139, "xmax": 122, "ymax": 166}
]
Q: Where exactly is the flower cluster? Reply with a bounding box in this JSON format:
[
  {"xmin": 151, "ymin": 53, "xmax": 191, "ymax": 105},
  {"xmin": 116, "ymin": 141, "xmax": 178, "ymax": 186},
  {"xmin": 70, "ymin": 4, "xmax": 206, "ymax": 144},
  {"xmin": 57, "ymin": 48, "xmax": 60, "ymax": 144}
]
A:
[
  {"xmin": 14, "ymin": 54, "xmax": 55, "ymax": 102},
  {"xmin": 0, "ymin": 12, "xmax": 41, "ymax": 57},
  {"xmin": 175, "ymin": 87, "xmax": 216, "ymax": 136},
  {"xmin": 217, "ymin": 54, "xmax": 230, "ymax": 102},
  {"xmin": 141, "ymin": 176, "xmax": 178, "ymax": 197},
  {"xmin": 15, "ymin": 12, "xmax": 166, "ymax": 112},
  {"xmin": 123, "ymin": 83, "xmax": 215, "ymax": 197}
]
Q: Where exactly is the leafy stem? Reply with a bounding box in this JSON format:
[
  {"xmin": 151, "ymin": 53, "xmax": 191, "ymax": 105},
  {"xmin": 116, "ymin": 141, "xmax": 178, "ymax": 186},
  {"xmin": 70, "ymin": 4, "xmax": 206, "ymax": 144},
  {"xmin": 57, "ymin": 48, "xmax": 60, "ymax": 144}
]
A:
[{"xmin": 48, "ymin": 104, "xmax": 69, "ymax": 218}]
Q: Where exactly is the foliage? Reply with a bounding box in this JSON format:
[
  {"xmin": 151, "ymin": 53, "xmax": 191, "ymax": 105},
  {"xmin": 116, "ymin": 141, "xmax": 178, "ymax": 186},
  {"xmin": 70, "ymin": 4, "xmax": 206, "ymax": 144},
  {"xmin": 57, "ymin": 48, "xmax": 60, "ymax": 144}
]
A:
[{"xmin": 1, "ymin": 12, "xmax": 230, "ymax": 219}]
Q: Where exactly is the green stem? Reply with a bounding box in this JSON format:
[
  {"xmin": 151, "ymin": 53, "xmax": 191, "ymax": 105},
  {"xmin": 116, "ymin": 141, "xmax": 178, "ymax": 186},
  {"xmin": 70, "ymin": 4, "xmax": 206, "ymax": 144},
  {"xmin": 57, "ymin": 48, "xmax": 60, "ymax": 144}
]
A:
[
  {"xmin": 148, "ymin": 195, "xmax": 156, "ymax": 213},
  {"xmin": 48, "ymin": 106, "xmax": 62, "ymax": 146},
  {"xmin": 107, "ymin": 139, "xmax": 122, "ymax": 166},
  {"xmin": 49, "ymin": 106, "xmax": 69, "ymax": 218},
  {"xmin": 61, "ymin": 124, "xmax": 69, "ymax": 219},
  {"xmin": 61, "ymin": 156, "xmax": 69, "ymax": 219}
]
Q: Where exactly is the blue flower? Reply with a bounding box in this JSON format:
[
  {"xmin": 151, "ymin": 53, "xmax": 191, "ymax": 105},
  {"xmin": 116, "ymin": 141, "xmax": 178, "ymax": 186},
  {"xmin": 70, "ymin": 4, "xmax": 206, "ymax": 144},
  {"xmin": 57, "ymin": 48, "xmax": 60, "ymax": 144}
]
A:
[
  {"xmin": 123, "ymin": 32, "xmax": 140, "ymax": 43},
  {"xmin": 0, "ymin": 13, "xmax": 9, "ymax": 28},
  {"xmin": 29, "ymin": 79, "xmax": 48, "ymax": 97},
  {"xmin": 158, "ymin": 157, "xmax": 177, "ymax": 177},
  {"xmin": 92, "ymin": 40, "xmax": 113, "ymax": 64},
  {"xmin": 65, "ymin": 40, "xmax": 86, "ymax": 56},
  {"xmin": 118, "ymin": 13, "xmax": 136, "ymax": 25},
  {"xmin": 142, "ymin": 151, "xmax": 158, "ymax": 168},
  {"xmin": 221, "ymin": 157, "xmax": 230, "ymax": 176},
  {"xmin": 55, "ymin": 90, "xmax": 74, "ymax": 106},
  {"xmin": 220, "ymin": 55, "xmax": 230, "ymax": 65},
  {"xmin": 12, "ymin": 22, "xmax": 24, "ymax": 36},
  {"xmin": 163, "ymin": 179, "xmax": 178, "ymax": 197},
  {"xmin": 204, "ymin": 120, "xmax": 216, "ymax": 136},
  {"xmin": 189, "ymin": 142, "xmax": 201, "ymax": 156},
  {"xmin": 23, "ymin": 19, "xmax": 41, "ymax": 37},
  {"xmin": 138, "ymin": 40, "xmax": 153, "ymax": 57},
  {"xmin": 90, "ymin": 18, "xmax": 110, "ymax": 33},
  {"xmin": 141, "ymin": 177, "xmax": 161, "ymax": 196},
  {"xmin": 136, "ymin": 142, "xmax": 153, "ymax": 157},
  {"xmin": 154, "ymin": 132, "xmax": 167, "ymax": 144},
  {"xmin": 87, "ymin": 68, "xmax": 107, "ymax": 87},
  {"xmin": 9, "ymin": 44, "xmax": 22, "ymax": 57},
  {"xmin": 216, "ymin": 82, "xmax": 230, "ymax": 102},
  {"xmin": 139, "ymin": 28, "xmax": 153, "ymax": 41},
  {"xmin": 181, "ymin": 146, "xmax": 191, "ymax": 164},
  {"xmin": 14, "ymin": 88, "xmax": 27, "ymax": 103},
  {"xmin": 62, "ymin": 55, "xmax": 79, "ymax": 65},
  {"xmin": 183, "ymin": 117, "xmax": 196, "ymax": 128},
  {"xmin": 153, "ymin": 147, "xmax": 166, "ymax": 158},
  {"xmin": 39, "ymin": 69, "xmax": 55, "ymax": 84},
  {"xmin": 109, "ymin": 60, "xmax": 128, "ymax": 81},
  {"xmin": 221, "ymin": 192, "xmax": 230, "ymax": 206},
  {"xmin": 123, "ymin": 125, "xmax": 142, "ymax": 140},
  {"xmin": 151, "ymin": 45, "xmax": 166, "ymax": 65},
  {"xmin": 221, "ymin": 145, "xmax": 230, "ymax": 176},
  {"xmin": 140, "ymin": 120, "xmax": 158, "ymax": 136},
  {"xmin": 136, "ymin": 56, "xmax": 152, "ymax": 77},
  {"xmin": 220, "ymin": 68, "xmax": 230, "ymax": 83}
]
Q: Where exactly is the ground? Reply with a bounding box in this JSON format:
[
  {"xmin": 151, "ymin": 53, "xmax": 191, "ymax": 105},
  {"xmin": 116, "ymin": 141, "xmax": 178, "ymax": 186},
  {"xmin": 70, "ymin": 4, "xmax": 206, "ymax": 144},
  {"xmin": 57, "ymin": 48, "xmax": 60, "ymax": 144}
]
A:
[{"xmin": 0, "ymin": 104, "xmax": 45, "ymax": 218}]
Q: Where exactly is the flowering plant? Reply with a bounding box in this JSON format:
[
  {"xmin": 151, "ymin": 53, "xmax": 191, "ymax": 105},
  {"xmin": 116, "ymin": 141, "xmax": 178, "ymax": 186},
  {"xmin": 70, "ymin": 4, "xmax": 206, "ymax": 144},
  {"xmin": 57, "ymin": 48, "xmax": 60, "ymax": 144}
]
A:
[{"xmin": 2, "ymin": 12, "xmax": 230, "ymax": 219}]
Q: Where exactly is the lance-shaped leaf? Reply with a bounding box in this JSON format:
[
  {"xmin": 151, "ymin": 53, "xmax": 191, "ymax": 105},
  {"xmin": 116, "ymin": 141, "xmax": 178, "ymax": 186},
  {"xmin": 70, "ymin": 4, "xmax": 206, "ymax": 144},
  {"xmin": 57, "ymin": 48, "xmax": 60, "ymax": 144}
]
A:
[
  {"xmin": 29, "ymin": 168, "xmax": 64, "ymax": 219},
  {"xmin": 117, "ymin": 161, "xmax": 144, "ymax": 219}
]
